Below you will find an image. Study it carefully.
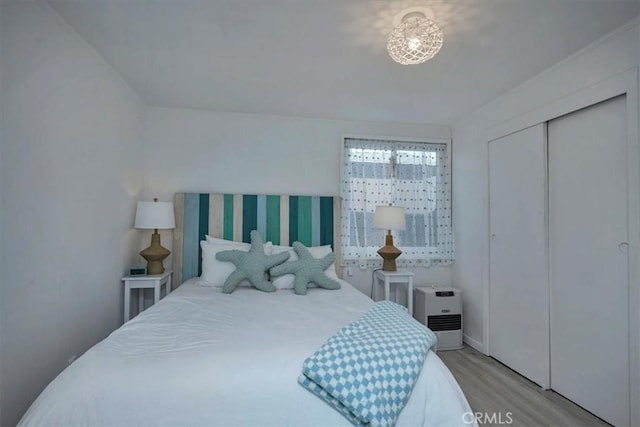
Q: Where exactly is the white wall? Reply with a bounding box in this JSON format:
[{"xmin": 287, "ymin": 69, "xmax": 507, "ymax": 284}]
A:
[
  {"xmin": 452, "ymin": 19, "xmax": 639, "ymax": 350},
  {"xmin": 143, "ymin": 107, "xmax": 453, "ymax": 295},
  {"xmin": 0, "ymin": 2, "xmax": 145, "ymax": 424}
]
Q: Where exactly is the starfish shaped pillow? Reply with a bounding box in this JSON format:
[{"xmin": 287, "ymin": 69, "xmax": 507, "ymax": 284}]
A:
[
  {"xmin": 270, "ymin": 242, "xmax": 341, "ymax": 295},
  {"xmin": 215, "ymin": 230, "xmax": 290, "ymax": 293}
]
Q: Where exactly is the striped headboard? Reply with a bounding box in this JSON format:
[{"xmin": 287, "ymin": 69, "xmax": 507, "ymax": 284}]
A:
[{"xmin": 172, "ymin": 193, "xmax": 341, "ymax": 288}]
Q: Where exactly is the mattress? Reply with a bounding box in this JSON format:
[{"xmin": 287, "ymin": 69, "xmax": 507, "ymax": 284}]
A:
[{"xmin": 20, "ymin": 279, "xmax": 474, "ymax": 426}]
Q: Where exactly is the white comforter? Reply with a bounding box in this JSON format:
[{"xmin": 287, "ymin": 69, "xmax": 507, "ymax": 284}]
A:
[{"xmin": 21, "ymin": 279, "xmax": 474, "ymax": 427}]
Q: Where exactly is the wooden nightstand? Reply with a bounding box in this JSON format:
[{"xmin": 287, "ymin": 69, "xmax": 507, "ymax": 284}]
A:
[
  {"xmin": 122, "ymin": 270, "xmax": 173, "ymax": 322},
  {"xmin": 373, "ymin": 270, "xmax": 414, "ymax": 315}
]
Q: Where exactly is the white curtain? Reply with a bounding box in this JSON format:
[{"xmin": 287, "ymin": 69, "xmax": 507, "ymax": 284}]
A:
[{"xmin": 340, "ymin": 137, "xmax": 453, "ymax": 268}]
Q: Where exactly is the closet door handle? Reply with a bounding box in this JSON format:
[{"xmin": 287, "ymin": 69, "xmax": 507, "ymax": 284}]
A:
[
  {"xmin": 491, "ymin": 234, "xmax": 496, "ymax": 240},
  {"xmin": 618, "ymin": 242, "xmax": 629, "ymax": 253}
]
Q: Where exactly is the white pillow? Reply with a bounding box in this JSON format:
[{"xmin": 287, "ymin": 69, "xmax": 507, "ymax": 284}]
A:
[
  {"xmin": 270, "ymin": 244, "xmax": 339, "ymax": 289},
  {"xmin": 199, "ymin": 240, "xmax": 273, "ymax": 287},
  {"xmin": 205, "ymin": 235, "xmax": 236, "ymax": 245}
]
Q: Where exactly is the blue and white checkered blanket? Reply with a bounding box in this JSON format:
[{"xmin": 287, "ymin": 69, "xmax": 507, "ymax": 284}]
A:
[{"xmin": 298, "ymin": 301, "xmax": 437, "ymax": 426}]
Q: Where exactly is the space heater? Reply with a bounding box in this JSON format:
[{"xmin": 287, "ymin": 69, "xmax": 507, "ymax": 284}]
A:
[{"xmin": 414, "ymin": 287, "xmax": 463, "ymax": 351}]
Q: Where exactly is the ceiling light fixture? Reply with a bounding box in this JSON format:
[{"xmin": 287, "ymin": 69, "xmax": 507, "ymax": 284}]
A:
[{"xmin": 387, "ymin": 11, "xmax": 443, "ymax": 65}]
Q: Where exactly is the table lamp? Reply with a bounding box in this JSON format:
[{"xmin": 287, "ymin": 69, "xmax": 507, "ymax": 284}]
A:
[
  {"xmin": 374, "ymin": 205, "xmax": 406, "ymax": 271},
  {"xmin": 134, "ymin": 198, "xmax": 175, "ymax": 275}
]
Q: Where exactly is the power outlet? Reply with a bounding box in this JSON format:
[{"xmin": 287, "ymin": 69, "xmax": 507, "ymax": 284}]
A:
[{"xmin": 67, "ymin": 355, "xmax": 77, "ymax": 366}]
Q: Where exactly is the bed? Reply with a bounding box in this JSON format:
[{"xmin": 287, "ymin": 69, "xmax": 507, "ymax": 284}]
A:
[{"xmin": 20, "ymin": 193, "xmax": 475, "ymax": 427}]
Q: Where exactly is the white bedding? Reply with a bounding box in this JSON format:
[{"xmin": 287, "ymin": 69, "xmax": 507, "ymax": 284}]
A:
[{"xmin": 21, "ymin": 279, "xmax": 474, "ymax": 426}]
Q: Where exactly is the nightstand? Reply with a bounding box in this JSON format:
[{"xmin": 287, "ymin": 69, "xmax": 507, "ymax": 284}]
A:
[
  {"xmin": 122, "ymin": 269, "xmax": 173, "ymax": 322},
  {"xmin": 373, "ymin": 270, "xmax": 414, "ymax": 316}
]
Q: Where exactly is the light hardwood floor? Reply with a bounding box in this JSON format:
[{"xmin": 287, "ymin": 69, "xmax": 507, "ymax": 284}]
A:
[{"xmin": 438, "ymin": 346, "xmax": 610, "ymax": 426}]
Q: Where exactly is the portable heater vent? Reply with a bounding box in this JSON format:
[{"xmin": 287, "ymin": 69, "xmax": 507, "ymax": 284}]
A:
[
  {"xmin": 428, "ymin": 314, "xmax": 462, "ymax": 331},
  {"xmin": 414, "ymin": 287, "xmax": 463, "ymax": 351}
]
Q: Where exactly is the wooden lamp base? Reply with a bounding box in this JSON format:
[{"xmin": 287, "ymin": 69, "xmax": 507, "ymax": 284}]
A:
[
  {"xmin": 377, "ymin": 231, "xmax": 402, "ymax": 271},
  {"xmin": 140, "ymin": 230, "xmax": 170, "ymax": 275}
]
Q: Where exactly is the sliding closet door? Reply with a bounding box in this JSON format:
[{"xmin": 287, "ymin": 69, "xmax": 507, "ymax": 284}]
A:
[
  {"xmin": 489, "ymin": 124, "xmax": 549, "ymax": 387},
  {"xmin": 549, "ymin": 96, "xmax": 629, "ymax": 426}
]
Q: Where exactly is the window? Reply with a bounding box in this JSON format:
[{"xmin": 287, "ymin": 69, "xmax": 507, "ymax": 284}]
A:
[{"xmin": 340, "ymin": 137, "xmax": 453, "ymax": 268}]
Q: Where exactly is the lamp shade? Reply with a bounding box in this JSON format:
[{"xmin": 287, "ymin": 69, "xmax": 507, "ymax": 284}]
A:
[
  {"xmin": 374, "ymin": 206, "xmax": 406, "ymax": 230},
  {"xmin": 134, "ymin": 201, "xmax": 175, "ymax": 229}
]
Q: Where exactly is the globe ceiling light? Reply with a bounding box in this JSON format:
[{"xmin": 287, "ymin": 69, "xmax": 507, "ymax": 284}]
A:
[{"xmin": 387, "ymin": 11, "xmax": 443, "ymax": 65}]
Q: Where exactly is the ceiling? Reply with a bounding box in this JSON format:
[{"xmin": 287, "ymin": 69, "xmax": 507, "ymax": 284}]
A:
[{"xmin": 48, "ymin": 0, "xmax": 638, "ymax": 125}]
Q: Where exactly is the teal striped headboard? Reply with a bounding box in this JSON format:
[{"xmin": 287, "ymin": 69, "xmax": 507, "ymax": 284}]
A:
[{"xmin": 172, "ymin": 193, "xmax": 341, "ymax": 288}]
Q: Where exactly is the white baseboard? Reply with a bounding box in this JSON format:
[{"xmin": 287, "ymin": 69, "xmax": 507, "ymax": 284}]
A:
[{"xmin": 463, "ymin": 334, "xmax": 484, "ymax": 352}]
